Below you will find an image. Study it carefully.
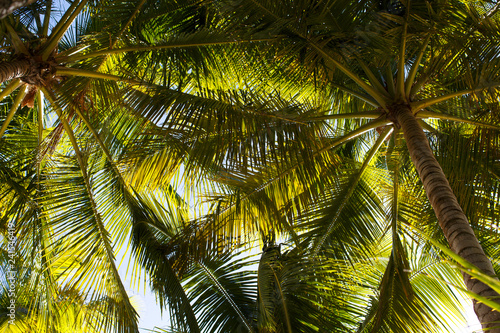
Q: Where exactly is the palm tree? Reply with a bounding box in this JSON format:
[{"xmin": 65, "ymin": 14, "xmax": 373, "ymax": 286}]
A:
[
  {"xmin": 0, "ymin": 0, "xmax": 335, "ymax": 331},
  {"xmin": 157, "ymin": 0, "xmax": 500, "ymax": 330},
  {"xmin": 0, "ymin": 0, "xmax": 272, "ymax": 331},
  {"xmin": 72, "ymin": 0, "xmax": 500, "ymax": 329},
  {"xmin": 2, "ymin": 0, "xmax": 500, "ymax": 331}
]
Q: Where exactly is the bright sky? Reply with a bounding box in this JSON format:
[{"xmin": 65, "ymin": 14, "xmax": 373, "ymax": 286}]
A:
[
  {"xmin": 459, "ymin": 299, "xmax": 483, "ymax": 333},
  {"xmin": 116, "ymin": 249, "xmax": 171, "ymax": 332}
]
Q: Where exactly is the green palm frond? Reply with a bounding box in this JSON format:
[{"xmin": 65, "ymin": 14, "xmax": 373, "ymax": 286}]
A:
[
  {"xmin": 39, "ymin": 154, "xmax": 138, "ymax": 332},
  {"xmin": 1, "ymin": 0, "xmax": 500, "ymax": 331},
  {"xmin": 128, "ymin": 188, "xmax": 200, "ymax": 333}
]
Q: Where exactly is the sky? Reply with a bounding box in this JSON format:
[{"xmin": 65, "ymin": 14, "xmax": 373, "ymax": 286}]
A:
[
  {"xmin": 458, "ymin": 299, "xmax": 483, "ymax": 333},
  {"xmin": 116, "ymin": 245, "xmax": 171, "ymax": 332}
]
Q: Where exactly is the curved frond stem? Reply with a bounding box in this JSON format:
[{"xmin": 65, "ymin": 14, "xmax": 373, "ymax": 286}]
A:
[
  {"xmin": 43, "ymin": 90, "xmax": 108, "ymax": 225},
  {"xmin": 417, "ymin": 110, "xmax": 500, "ymax": 130},
  {"xmin": 396, "ymin": 19, "xmax": 407, "ymax": 98},
  {"xmin": 71, "ymin": 102, "xmax": 125, "ymax": 181},
  {"xmin": 411, "ymin": 83, "xmax": 500, "ymax": 111},
  {"xmin": 417, "ymin": 119, "xmax": 437, "ymax": 133},
  {"xmin": 42, "ymin": 0, "xmax": 52, "ymax": 37},
  {"xmin": 316, "ymin": 118, "xmax": 389, "ymax": 155},
  {"xmin": 357, "ymin": 58, "xmax": 390, "ymax": 99},
  {"xmin": 36, "ymin": 89, "xmax": 44, "ymax": 181},
  {"xmin": 312, "ymin": 126, "xmax": 393, "ymax": 255},
  {"xmin": 34, "ymin": 10, "xmax": 43, "ymax": 33},
  {"xmin": 5, "ymin": 22, "xmax": 29, "ymax": 55},
  {"xmin": 0, "ymin": 79, "xmax": 22, "ymax": 100},
  {"xmin": 409, "ymin": 73, "xmax": 429, "ymax": 99},
  {"xmin": 310, "ymin": 42, "xmax": 387, "ymax": 107},
  {"xmin": 390, "ymin": 132, "xmax": 400, "ymax": 236},
  {"xmin": 42, "ymin": 88, "xmax": 87, "ymax": 168},
  {"xmin": 36, "ymin": 89, "xmax": 44, "ymax": 145},
  {"xmin": 71, "ymin": 100, "xmax": 139, "ymax": 217},
  {"xmin": 42, "ymin": 87, "xmax": 138, "ymax": 329},
  {"xmin": 197, "ymin": 262, "xmax": 255, "ymax": 333},
  {"xmin": 56, "ymin": 66, "xmax": 143, "ymax": 85},
  {"xmin": 386, "ymin": 65, "xmax": 396, "ymax": 97},
  {"xmin": 42, "ymin": 0, "xmax": 89, "ymax": 60},
  {"xmin": 405, "ymin": 34, "xmax": 431, "ymax": 97},
  {"xmin": 268, "ymin": 264, "xmax": 292, "ymax": 333},
  {"xmin": 63, "ymin": 37, "xmax": 278, "ymax": 62},
  {"xmin": 58, "ymin": 68, "xmax": 309, "ymax": 128},
  {"xmin": 0, "ymin": 86, "xmax": 27, "ymax": 138},
  {"xmin": 310, "ymin": 110, "xmax": 383, "ymax": 121}
]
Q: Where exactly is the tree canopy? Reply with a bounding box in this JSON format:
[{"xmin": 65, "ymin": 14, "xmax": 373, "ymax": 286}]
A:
[{"xmin": 0, "ymin": 0, "xmax": 500, "ymax": 332}]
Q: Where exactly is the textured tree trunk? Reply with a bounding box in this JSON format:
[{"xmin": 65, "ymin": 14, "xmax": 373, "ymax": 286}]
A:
[
  {"xmin": 395, "ymin": 105, "xmax": 500, "ymax": 332},
  {"xmin": 0, "ymin": 0, "xmax": 36, "ymax": 19},
  {"xmin": 0, "ymin": 59, "xmax": 32, "ymax": 84}
]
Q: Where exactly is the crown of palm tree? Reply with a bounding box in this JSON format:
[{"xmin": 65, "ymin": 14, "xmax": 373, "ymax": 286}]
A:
[{"xmin": 1, "ymin": 0, "xmax": 500, "ymax": 332}]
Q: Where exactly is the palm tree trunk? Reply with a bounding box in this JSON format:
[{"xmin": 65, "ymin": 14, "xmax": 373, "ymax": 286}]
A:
[
  {"xmin": 395, "ymin": 105, "xmax": 500, "ymax": 331},
  {"xmin": 0, "ymin": 0, "xmax": 36, "ymax": 19},
  {"xmin": 0, "ymin": 59, "xmax": 32, "ymax": 84}
]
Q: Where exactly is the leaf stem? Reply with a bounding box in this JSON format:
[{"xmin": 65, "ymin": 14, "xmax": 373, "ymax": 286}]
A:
[
  {"xmin": 417, "ymin": 110, "xmax": 500, "ymax": 130},
  {"xmin": 312, "ymin": 126, "xmax": 392, "ymax": 255},
  {"xmin": 0, "ymin": 85, "xmax": 27, "ymax": 138},
  {"xmin": 63, "ymin": 37, "xmax": 277, "ymax": 62},
  {"xmin": 411, "ymin": 83, "xmax": 500, "ymax": 111},
  {"xmin": 42, "ymin": 0, "xmax": 89, "ymax": 60}
]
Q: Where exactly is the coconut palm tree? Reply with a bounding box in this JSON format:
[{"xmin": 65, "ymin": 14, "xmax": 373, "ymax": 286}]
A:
[
  {"xmin": 154, "ymin": 0, "xmax": 500, "ymax": 330},
  {"xmin": 0, "ymin": 0, "xmax": 276, "ymax": 331},
  {"xmin": 2, "ymin": 0, "xmax": 500, "ymax": 331},
  {"xmin": 0, "ymin": 0, "xmax": 345, "ymax": 331},
  {"xmin": 73, "ymin": 0, "xmax": 500, "ymax": 329}
]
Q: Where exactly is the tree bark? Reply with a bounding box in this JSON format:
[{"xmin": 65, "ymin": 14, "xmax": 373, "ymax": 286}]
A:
[
  {"xmin": 395, "ymin": 105, "xmax": 500, "ymax": 332},
  {"xmin": 0, "ymin": 59, "xmax": 32, "ymax": 84},
  {"xmin": 0, "ymin": 0, "xmax": 36, "ymax": 19}
]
